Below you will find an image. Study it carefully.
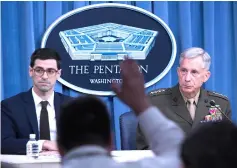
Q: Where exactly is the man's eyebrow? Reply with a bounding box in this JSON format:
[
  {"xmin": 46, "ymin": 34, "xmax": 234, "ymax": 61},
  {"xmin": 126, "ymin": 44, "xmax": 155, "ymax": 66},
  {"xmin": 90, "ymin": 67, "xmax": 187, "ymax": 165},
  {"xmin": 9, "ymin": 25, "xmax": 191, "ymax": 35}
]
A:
[
  {"xmin": 34, "ymin": 66, "xmax": 44, "ymax": 69},
  {"xmin": 180, "ymin": 67, "xmax": 200, "ymax": 71},
  {"xmin": 34, "ymin": 66, "xmax": 56, "ymax": 70}
]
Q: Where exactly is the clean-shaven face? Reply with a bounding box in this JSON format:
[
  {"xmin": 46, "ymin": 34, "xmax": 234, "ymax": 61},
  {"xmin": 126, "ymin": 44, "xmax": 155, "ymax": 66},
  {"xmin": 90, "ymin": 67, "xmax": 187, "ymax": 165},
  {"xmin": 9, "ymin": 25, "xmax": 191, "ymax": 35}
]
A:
[
  {"xmin": 29, "ymin": 59, "xmax": 61, "ymax": 93},
  {"xmin": 177, "ymin": 56, "xmax": 210, "ymax": 96}
]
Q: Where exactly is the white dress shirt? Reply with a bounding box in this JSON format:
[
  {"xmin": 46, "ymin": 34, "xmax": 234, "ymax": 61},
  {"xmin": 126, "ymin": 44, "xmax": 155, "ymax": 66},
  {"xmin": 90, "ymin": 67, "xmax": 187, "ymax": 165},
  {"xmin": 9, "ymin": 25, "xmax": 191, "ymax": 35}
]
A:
[
  {"xmin": 32, "ymin": 89, "xmax": 57, "ymax": 151},
  {"xmin": 62, "ymin": 106, "xmax": 184, "ymax": 168}
]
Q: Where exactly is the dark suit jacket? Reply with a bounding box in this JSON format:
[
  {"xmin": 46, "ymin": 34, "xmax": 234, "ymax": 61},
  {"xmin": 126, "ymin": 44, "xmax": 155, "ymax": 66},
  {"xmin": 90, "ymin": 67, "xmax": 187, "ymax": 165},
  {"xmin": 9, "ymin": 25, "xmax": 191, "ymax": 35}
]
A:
[
  {"xmin": 1, "ymin": 89, "xmax": 73, "ymax": 154},
  {"xmin": 136, "ymin": 84, "xmax": 232, "ymax": 150}
]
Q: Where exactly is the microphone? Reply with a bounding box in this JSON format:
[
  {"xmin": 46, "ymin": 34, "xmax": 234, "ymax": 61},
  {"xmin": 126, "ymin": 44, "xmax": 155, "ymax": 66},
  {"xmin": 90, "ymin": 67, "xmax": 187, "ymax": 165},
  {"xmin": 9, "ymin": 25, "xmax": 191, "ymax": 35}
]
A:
[{"xmin": 209, "ymin": 100, "xmax": 232, "ymax": 123}]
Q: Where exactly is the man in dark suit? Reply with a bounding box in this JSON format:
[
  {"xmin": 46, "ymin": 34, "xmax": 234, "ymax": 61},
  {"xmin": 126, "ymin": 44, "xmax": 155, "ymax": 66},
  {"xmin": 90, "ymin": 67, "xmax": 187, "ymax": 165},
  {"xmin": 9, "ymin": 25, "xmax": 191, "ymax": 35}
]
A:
[
  {"xmin": 136, "ymin": 47, "xmax": 232, "ymax": 150},
  {"xmin": 1, "ymin": 48, "xmax": 72, "ymax": 154}
]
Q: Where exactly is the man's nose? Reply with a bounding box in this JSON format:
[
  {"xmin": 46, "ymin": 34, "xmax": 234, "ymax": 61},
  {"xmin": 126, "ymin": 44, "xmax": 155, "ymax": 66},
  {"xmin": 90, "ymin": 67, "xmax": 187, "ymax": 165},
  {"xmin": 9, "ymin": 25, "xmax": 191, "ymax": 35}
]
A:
[
  {"xmin": 184, "ymin": 72, "xmax": 191, "ymax": 81},
  {"xmin": 41, "ymin": 71, "xmax": 49, "ymax": 79}
]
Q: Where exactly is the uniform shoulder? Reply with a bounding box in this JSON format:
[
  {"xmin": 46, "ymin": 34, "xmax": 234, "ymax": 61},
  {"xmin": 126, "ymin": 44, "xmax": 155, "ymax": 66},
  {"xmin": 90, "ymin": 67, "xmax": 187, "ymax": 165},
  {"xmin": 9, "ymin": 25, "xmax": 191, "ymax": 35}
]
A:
[
  {"xmin": 149, "ymin": 88, "xmax": 172, "ymax": 97},
  {"xmin": 207, "ymin": 90, "xmax": 229, "ymax": 101}
]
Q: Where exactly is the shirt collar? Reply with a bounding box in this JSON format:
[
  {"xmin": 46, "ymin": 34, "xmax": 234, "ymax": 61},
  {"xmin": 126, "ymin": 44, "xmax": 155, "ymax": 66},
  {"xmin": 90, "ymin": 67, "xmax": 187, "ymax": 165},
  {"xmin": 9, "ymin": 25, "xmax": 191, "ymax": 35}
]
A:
[
  {"xmin": 180, "ymin": 89, "xmax": 200, "ymax": 105},
  {"xmin": 32, "ymin": 88, "xmax": 54, "ymax": 107}
]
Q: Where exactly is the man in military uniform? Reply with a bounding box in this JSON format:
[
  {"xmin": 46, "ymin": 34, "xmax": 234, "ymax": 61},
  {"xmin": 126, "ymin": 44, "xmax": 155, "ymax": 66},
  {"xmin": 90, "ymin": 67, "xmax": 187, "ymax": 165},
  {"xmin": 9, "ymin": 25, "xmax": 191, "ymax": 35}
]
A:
[{"xmin": 136, "ymin": 47, "xmax": 232, "ymax": 150}]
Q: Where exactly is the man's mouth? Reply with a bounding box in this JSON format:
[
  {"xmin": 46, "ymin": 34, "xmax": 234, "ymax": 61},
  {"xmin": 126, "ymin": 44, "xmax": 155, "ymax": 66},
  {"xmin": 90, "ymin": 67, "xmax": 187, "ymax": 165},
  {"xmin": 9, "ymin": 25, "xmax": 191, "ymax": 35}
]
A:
[
  {"xmin": 39, "ymin": 82, "xmax": 50, "ymax": 85},
  {"xmin": 183, "ymin": 85, "xmax": 192, "ymax": 88}
]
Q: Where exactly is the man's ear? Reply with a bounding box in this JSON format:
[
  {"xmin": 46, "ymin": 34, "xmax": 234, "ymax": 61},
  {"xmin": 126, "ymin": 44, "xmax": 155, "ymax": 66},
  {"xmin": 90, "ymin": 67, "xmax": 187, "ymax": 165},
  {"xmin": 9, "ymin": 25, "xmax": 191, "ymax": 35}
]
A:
[
  {"xmin": 204, "ymin": 70, "xmax": 211, "ymax": 82},
  {"xmin": 56, "ymin": 69, "xmax": 62, "ymax": 79},
  {"xmin": 29, "ymin": 66, "xmax": 33, "ymax": 77},
  {"xmin": 177, "ymin": 67, "xmax": 181, "ymax": 77}
]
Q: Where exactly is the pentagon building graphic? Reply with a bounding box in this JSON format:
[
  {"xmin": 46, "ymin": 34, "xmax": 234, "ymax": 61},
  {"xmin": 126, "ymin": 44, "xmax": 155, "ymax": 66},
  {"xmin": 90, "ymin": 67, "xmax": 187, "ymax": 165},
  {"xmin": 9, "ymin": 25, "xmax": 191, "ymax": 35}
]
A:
[{"xmin": 59, "ymin": 23, "xmax": 158, "ymax": 61}]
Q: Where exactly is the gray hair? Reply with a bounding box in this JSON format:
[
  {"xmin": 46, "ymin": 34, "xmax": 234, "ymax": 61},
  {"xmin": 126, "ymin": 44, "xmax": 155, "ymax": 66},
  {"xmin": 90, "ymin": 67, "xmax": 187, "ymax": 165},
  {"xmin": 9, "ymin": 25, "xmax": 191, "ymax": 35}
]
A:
[{"xmin": 179, "ymin": 47, "xmax": 211, "ymax": 70}]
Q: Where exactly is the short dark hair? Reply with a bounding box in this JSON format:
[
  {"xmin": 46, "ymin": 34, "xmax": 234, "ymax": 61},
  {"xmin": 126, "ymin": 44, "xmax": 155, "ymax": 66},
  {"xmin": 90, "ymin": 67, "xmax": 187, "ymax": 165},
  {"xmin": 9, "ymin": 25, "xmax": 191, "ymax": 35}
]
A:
[
  {"xmin": 57, "ymin": 95, "xmax": 111, "ymax": 152},
  {"xmin": 30, "ymin": 48, "xmax": 61, "ymax": 69},
  {"xmin": 181, "ymin": 121, "xmax": 237, "ymax": 168}
]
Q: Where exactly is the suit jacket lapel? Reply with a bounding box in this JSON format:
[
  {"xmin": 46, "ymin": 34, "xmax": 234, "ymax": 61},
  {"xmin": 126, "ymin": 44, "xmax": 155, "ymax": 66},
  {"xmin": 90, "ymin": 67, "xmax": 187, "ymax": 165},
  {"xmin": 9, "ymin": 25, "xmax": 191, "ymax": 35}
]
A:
[
  {"xmin": 171, "ymin": 85, "xmax": 193, "ymax": 125},
  {"xmin": 54, "ymin": 93, "xmax": 60, "ymax": 123},
  {"xmin": 23, "ymin": 89, "xmax": 39, "ymax": 139},
  {"xmin": 192, "ymin": 89, "xmax": 210, "ymax": 128}
]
